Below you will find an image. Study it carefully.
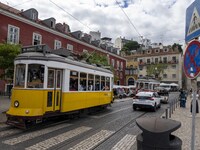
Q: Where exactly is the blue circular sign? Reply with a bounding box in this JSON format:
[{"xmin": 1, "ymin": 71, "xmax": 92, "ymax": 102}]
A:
[{"xmin": 184, "ymin": 40, "xmax": 200, "ymax": 79}]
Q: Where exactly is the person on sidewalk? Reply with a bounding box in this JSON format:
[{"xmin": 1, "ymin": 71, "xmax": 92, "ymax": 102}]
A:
[{"xmin": 180, "ymin": 89, "xmax": 187, "ymax": 108}]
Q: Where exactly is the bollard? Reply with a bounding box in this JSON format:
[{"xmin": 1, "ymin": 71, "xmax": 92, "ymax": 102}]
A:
[
  {"xmin": 165, "ymin": 108, "xmax": 168, "ymax": 119},
  {"xmin": 169, "ymin": 106, "xmax": 171, "ymax": 118},
  {"xmin": 171, "ymin": 101, "xmax": 173, "ymax": 114}
]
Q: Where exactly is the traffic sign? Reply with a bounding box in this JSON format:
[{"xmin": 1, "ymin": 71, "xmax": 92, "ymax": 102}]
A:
[
  {"xmin": 185, "ymin": 0, "xmax": 200, "ymax": 42},
  {"xmin": 184, "ymin": 40, "xmax": 200, "ymax": 79}
]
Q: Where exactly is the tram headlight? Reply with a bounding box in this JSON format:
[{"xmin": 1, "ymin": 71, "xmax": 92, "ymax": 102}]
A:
[{"xmin": 14, "ymin": 101, "xmax": 19, "ymax": 108}]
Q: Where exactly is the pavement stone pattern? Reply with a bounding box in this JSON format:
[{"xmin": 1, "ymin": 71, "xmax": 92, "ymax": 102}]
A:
[{"xmin": 170, "ymin": 96, "xmax": 200, "ymax": 150}]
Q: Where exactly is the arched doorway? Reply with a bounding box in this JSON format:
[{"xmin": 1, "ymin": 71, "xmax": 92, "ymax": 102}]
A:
[{"xmin": 128, "ymin": 78, "xmax": 135, "ymax": 85}]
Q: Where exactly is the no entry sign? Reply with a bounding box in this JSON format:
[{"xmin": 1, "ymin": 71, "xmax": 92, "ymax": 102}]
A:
[{"xmin": 184, "ymin": 40, "xmax": 200, "ymax": 79}]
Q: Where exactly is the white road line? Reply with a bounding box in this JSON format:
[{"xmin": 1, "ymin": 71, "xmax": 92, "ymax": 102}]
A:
[
  {"xmin": 69, "ymin": 130, "xmax": 114, "ymax": 150},
  {"xmin": 111, "ymin": 134, "xmax": 136, "ymax": 150},
  {"xmin": 3, "ymin": 123, "xmax": 71, "ymax": 145},
  {"xmin": 25, "ymin": 126, "xmax": 91, "ymax": 150},
  {"xmin": 90, "ymin": 106, "xmax": 132, "ymax": 119},
  {"xmin": 0, "ymin": 129, "xmax": 22, "ymax": 138}
]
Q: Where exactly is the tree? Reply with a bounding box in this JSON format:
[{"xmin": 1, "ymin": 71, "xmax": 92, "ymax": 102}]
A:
[
  {"xmin": 0, "ymin": 43, "xmax": 21, "ymax": 80},
  {"xmin": 80, "ymin": 51, "xmax": 109, "ymax": 66},
  {"xmin": 146, "ymin": 63, "xmax": 167, "ymax": 80},
  {"xmin": 172, "ymin": 43, "xmax": 183, "ymax": 54},
  {"xmin": 121, "ymin": 41, "xmax": 140, "ymax": 55}
]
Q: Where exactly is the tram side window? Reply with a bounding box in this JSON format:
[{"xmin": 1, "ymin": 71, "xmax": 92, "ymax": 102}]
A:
[
  {"xmin": 79, "ymin": 72, "xmax": 87, "ymax": 91},
  {"xmin": 27, "ymin": 64, "xmax": 44, "ymax": 88},
  {"xmin": 15, "ymin": 64, "xmax": 25, "ymax": 88},
  {"xmin": 88, "ymin": 74, "xmax": 94, "ymax": 91},
  {"xmin": 95, "ymin": 75, "xmax": 100, "ymax": 91},
  {"xmin": 101, "ymin": 76, "xmax": 105, "ymax": 90},
  {"xmin": 48, "ymin": 69, "xmax": 55, "ymax": 88},
  {"xmin": 70, "ymin": 71, "xmax": 78, "ymax": 91},
  {"xmin": 105, "ymin": 77, "xmax": 110, "ymax": 91}
]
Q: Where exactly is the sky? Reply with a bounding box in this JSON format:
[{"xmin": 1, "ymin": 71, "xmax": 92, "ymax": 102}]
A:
[{"xmin": 0, "ymin": 0, "xmax": 195, "ymax": 47}]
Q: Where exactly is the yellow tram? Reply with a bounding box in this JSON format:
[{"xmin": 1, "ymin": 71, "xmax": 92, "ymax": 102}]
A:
[{"xmin": 6, "ymin": 45, "xmax": 114, "ymax": 128}]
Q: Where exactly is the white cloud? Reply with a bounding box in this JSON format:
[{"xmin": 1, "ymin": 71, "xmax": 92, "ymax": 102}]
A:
[{"xmin": 0, "ymin": 0, "xmax": 195, "ymax": 46}]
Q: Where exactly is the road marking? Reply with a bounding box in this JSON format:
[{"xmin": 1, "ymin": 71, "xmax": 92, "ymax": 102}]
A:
[
  {"xmin": 111, "ymin": 134, "xmax": 136, "ymax": 150},
  {"xmin": 69, "ymin": 130, "xmax": 114, "ymax": 150},
  {"xmin": 25, "ymin": 126, "xmax": 91, "ymax": 150},
  {"xmin": 3, "ymin": 123, "xmax": 71, "ymax": 145},
  {"xmin": 0, "ymin": 129, "xmax": 22, "ymax": 138},
  {"xmin": 90, "ymin": 106, "xmax": 132, "ymax": 119}
]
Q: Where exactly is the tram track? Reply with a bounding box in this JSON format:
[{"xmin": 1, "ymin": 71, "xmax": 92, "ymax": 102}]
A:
[{"xmin": 52, "ymin": 111, "xmax": 147, "ymax": 150}]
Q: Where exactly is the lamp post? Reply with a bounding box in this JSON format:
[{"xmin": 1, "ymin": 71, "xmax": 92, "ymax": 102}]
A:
[{"xmin": 155, "ymin": 67, "xmax": 158, "ymax": 79}]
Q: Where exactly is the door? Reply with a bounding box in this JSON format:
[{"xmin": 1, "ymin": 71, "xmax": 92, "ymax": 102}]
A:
[{"xmin": 46, "ymin": 69, "xmax": 62, "ymax": 112}]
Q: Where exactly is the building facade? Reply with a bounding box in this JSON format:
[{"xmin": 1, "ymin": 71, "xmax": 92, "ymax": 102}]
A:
[
  {"xmin": 124, "ymin": 46, "xmax": 183, "ymax": 87},
  {"xmin": 0, "ymin": 3, "xmax": 126, "ymax": 93}
]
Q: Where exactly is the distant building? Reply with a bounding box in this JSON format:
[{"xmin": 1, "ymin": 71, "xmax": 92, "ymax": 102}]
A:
[
  {"xmin": 124, "ymin": 45, "xmax": 183, "ymax": 87},
  {"xmin": 114, "ymin": 37, "xmax": 133, "ymax": 55},
  {"xmin": 89, "ymin": 31, "xmax": 101, "ymax": 41}
]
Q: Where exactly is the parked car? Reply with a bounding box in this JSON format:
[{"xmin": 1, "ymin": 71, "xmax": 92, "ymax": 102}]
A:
[
  {"xmin": 158, "ymin": 92, "xmax": 169, "ymax": 104},
  {"xmin": 132, "ymin": 91, "xmax": 161, "ymax": 112}
]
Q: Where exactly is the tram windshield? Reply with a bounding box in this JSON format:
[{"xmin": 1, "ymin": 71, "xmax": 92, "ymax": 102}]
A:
[{"xmin": 27, "ymin": 64, "xmax": 44, "ymax": 88}]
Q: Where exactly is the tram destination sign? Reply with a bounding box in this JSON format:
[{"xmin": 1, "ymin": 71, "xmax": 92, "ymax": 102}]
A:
[
  {"xmin": 184, "ymin": 40, "xmax": 200, "ymax": 79},
  {"xmin": 22, "ymin": 44, "xmax": 48, "ymax": 53},
  {"xmin": 185, "ymin": 0, "xmax": 200, "ymax": 42}
]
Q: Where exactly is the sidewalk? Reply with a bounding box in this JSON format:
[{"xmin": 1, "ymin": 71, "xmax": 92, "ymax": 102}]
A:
[
  {"xmin": 0, "ymin": 96, "xmax": 10, "ymax": 123},
  {"xmin": 170, "ymin": 96, "xmax": 200, "ymax": 150}
]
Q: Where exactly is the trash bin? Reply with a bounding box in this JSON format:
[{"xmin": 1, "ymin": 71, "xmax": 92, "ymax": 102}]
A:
[{"xmin": 136, "ymin": 117, "xmax": 182, "ymax": 150}]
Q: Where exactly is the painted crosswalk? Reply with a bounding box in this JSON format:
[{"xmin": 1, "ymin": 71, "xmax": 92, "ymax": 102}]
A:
[
  {"xmin": 25, "ymin": 126, "xmax": 92, "ymax": 150},
  {"xmin": 3, "ymin": 123, "xmax": 71, "ymax": 145},
  {"xmin": 111, "ymin": 134, "xmax": 136, "ymax": 150},
  {"xmin": 69, "ymin": 130, "xmax": 114, "ymax": 150},
  {"xmin": 1, "ymin": 125, "xmax": 137, "ymax": 150}
]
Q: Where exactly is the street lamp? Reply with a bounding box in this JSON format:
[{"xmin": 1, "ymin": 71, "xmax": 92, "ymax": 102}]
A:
[{"xmin": 155, "ymin": 67, "xmax": 158, "ymax": 79}]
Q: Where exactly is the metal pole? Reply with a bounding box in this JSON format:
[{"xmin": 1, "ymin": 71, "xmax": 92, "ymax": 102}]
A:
[
  {"xmin": 165, "ymin": 108, "xmax": 168, "ymax": 119},
  {"xmin": 191, "ymin": 79, "xmax": 197, "ymax": 150}
]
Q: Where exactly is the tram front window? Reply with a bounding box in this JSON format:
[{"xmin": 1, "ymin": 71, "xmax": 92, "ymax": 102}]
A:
[
  {"xmin": 27, "ymin": 64, "xmax": 44, "ymax": 88},
  {"xmin": 15, "ymin": 64, "xmax": 25, "ymax": 88}
]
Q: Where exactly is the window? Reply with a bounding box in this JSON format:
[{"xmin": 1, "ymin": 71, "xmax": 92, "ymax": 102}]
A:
[
  {"xmin": 172, "ymin": 56, "xmax": 176, "ymax": 62},
  {"xmin": 147, "ymin": 59, "xmax": 150, "ymax": 64},
  {"xmin": 172, "ymin": 65, "xmax": 176, "ymax": 69},
  {"xmin": 88, "ymin": 74, "xmax": 94, "ymax": 91},
  {"xmin": 112, "ymin": 59, "xmax": 115, "ymax": 67},
  {"xmin": 95, "ymin": 75, "xmax": 100, "ymax": 91},
  {"xmin": 163, "ymin": 57, "xmax": 167, "ymax": 63},
  {"xmin": 70, "ymin": 71, "xmax": 78, "ymax": 91},
  {"xmin": 54, "ymin": 40, "xmax": 62, "ymax": 49},
  {"xmin": 120, "ymin": 62, "xmax": 123, "ymax": 70},
  {"xmin": 164, "ymin": 48, "xmax": 168, "ymax": 52},
  {"xmin": 47, "ymin": 69, "xmax": 55, "ymax": 88},
  {"xmin": 172, "ymin": 74, "xmax": 176, "ymax": 78},
  {"xmin": 33, "ymin": 33, "xmax": 42, "ymax": 45},
  {"xmin": 147, "ymin": 50, "xmax": 151, "ymax": 54},
  {"xmin": 79, "ymin": 72, "xmax": 87, "ymax": 91},
  {"xmin": 67, "ymin": 44, "xmax": 73, "ymax": 51},
  {"xmin": 27, "ymin": 64, "xmax": 44, "ymax": 88},
  {"xmin": 155, "ymin": 58, "xmax": 159, "ymax": 63},
  {"xmin": 7, "ymin": 25, "xmax": 20, "ymax": 44},
  {"xmin": 117, "ymin": 61, "xmax": 119, "ymax": 70},
  {"xmin": 163, "ymin": 74, "xmax": 167, "ymax": 78},
  {"xmin": 155, "ymin": 49, "xmax": 159, "ymax": 53},
  {"xmin": 14, "ymin": 64, "xmax": 25, "ymax": 88},
  {"xmin": 105, "ymin": 77, "xmax": 110, "ymax": 91},
  {"xmin": 101, "ymin": 76, "xmax": 105, "ymax": 90}
]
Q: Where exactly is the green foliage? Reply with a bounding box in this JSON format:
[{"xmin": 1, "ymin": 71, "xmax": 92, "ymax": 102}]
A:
[
  {"xmin": 80, "ymin": 51, "xmax": 109, "ymax": 66},
  {"xmin": 146, "ymin": 63, "xmax": 167, "ymax": 79},
  {"xmin": 0, "ymin": 43, "xmax": 21, "ymax": 79},
  {"xmin": 172, "ymin": 43, "xmax": 183, "ymax": 54},
  {"xmin": 121, "ymin": 41, "xmax": 140, "ymax": 55}
]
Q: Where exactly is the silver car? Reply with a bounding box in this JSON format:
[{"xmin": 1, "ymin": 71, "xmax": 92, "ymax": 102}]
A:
[{"xmin": 133, "ymin": 91, "xmax": 161, "ymax": 112}]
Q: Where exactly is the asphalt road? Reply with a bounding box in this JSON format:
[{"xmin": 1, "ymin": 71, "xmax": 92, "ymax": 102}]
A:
[{"xmin": 0, "ymin": 93, "xmax": 179, "ymax": 150}]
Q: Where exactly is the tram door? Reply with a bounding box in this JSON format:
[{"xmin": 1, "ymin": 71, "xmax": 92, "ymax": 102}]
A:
[{"xmin": 47, "ymin": 69, "xmax": 62, "ymax": 112}]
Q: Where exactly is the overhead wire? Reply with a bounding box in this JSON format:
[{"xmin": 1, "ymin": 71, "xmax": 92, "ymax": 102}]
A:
[
  {"xmin": 49, "ymin": 0, "xmax": 93, "ymax": 31},
  {"xmin": 115, "ymin": 0, "xmax": 142, "ymax": 38}
]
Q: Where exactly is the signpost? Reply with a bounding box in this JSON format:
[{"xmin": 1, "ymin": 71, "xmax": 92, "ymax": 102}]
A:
[{"xmin": 185, "ymin": 0, "xmax": 200, "ymax": 42}]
